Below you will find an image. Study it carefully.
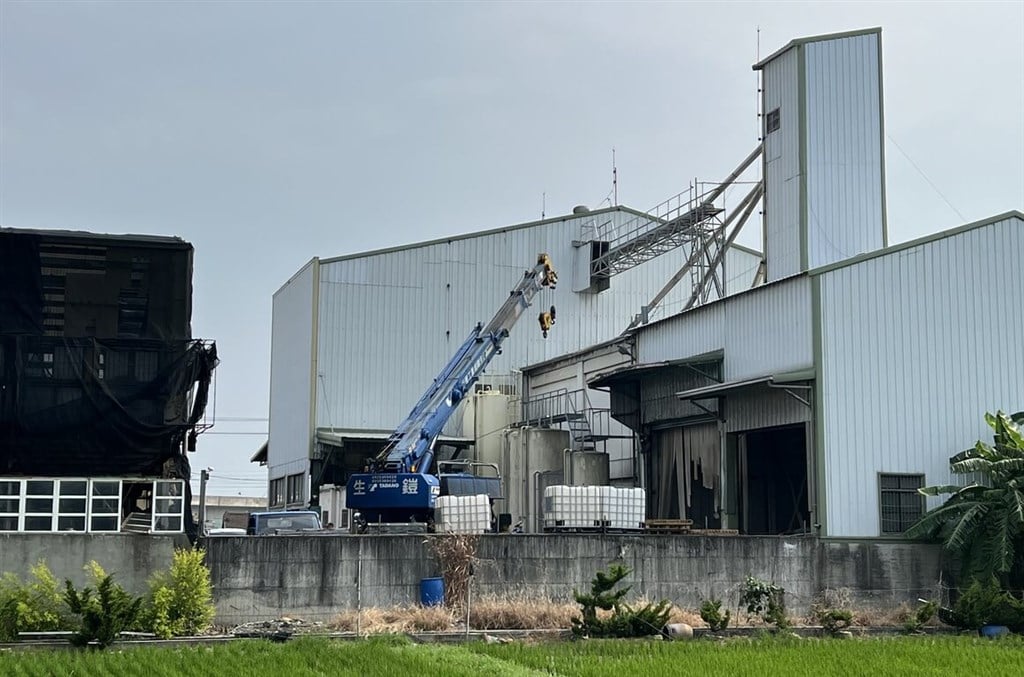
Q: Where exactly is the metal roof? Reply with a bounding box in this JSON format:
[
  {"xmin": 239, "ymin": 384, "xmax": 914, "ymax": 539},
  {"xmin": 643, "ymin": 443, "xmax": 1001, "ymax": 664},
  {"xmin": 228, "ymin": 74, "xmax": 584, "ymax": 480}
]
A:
[
  {"xmin": 753, "ymin": 27, "xmax": 882, "ymax": 71},
  {"xmin": 675, "ymin": 368, "xmax": 815, "ymax": 400},
  {"xmin": 318, "ymin": 205, "xmax": 641, "ymax": 265},
  {"xmin": 0, "ymin": 226, "xmax": 191, "ymax": 249},
  {"xmin": 588, "ymin": 350, "xmax": 724, "ymax": 389},
  {"xmin": 809, "ymin": 210, "xmax": 1024, "ymax": 275},
  {"xmin": 250, "ymin": 441, "xmax": 268, "ymax": 465},
  {"xmin": 315, "ymin": 205, "xmax": 764, "ymax": 265},
  {"xmin": 315, "ymin": 428, "xmax": 473, "ymax": 448}
]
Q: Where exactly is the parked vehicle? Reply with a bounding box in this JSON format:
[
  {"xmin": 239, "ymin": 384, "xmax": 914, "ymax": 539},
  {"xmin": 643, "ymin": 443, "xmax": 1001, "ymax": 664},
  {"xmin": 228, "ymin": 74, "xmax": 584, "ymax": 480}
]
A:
[{"xmin": 246, "ymin": 510, "xmax": 322, "ymax": 535}]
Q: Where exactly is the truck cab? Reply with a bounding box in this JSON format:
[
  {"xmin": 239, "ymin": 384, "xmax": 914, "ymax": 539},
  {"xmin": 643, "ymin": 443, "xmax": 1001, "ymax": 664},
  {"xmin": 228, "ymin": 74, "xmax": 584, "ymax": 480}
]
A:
[{"xmin": 246, "ymin": 510, "xmax": 322, "ymax": 536}]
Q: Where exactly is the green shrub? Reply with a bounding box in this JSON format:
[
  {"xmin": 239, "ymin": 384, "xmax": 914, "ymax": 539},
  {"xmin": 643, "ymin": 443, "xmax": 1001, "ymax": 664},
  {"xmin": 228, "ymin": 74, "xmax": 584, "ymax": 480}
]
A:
[
  {"xmin": 571, "ymin": 563, "xmax": 672, "ymax": 638},
  {"xmin": 947, "ymin": 578, "xmax": 1024, "ymax": 630},
  {"xmin": 64, "ymin": 573, "xmax": 143, "ymax": 648},
  {"xmin": 700, "ymin": 599, "xmax": 730, "ymax": 632},
  {"xmin": 739, "ymin": 576, "xmax": 789, "ymax": 630},
  {"xmin": 816, "ymin": 608, "xmax": 853, "ymax": 635},
  {"xmin": 143, "ymin": 548, "xmax": 216, "ymax": 638},
  {"xmin": 903, "ymin": 600, "xmax": 937, "ymax": 633},
  {"xmin": 0, "ymin": 561, "xmax": 69, "ymax": 641}
]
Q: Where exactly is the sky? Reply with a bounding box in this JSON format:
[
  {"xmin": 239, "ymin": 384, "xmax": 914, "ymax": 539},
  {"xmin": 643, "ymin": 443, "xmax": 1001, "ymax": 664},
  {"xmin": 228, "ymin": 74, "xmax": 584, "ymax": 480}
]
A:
[{"xmin": 1, "ymin": 1, "xmax": 1022, "ymax": 499}]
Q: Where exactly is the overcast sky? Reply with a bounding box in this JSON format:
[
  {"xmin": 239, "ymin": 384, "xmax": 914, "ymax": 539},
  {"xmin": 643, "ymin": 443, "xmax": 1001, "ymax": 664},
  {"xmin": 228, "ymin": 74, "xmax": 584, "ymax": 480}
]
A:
[{"xmin": 2, "ymin": 1, "xmax": 1021, "ymax": 498}]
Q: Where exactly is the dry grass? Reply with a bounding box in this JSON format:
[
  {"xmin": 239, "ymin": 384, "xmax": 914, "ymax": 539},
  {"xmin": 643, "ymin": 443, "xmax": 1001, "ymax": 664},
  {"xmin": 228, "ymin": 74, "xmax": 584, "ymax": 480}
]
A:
[
  {"xmin": 468, "ymin": 595, "xmax": 577, "ymax": 630},
  {"xmin": 331, "ymin": 605, "xmax": 456, "ymax": 634},
  {"xmin": 327, "ymin": 595, "xmax": 934, "ymax": 634},
  {"xmin": 330, "ymin": 595, "xmax": 705, "ymax": 634},
  {"xmin": 424, "ymin": 534, "xmax": 478, "ymax": 610}
]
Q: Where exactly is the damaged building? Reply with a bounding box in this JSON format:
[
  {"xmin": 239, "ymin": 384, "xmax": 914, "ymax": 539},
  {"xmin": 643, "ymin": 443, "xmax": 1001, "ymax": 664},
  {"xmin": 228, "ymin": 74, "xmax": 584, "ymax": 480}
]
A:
[{"xmin": 0, "ymin": 228, "xmax": 218, "ymax": 537}]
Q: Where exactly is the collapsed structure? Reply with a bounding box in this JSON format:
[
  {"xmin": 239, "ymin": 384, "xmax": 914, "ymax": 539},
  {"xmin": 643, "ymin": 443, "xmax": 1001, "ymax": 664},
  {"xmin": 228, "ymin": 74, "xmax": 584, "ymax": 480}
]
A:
[{"xmin": 0, "ymin": 228, "xmax": 217, "ymax": 537}]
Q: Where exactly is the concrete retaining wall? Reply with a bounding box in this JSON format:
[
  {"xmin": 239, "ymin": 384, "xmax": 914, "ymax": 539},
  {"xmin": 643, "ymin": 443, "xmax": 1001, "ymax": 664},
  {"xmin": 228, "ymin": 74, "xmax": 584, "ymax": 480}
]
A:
[
  {"xmin": 0, "ymin": 533, "xmax": 184, "ymax": 594},
  {"xmin": 0, "ymin": 533, "xmax": 943, "ymax": 625},
  {"xmin": 205, "ymin": 534, "xmax": 943, "ymax": 625}
]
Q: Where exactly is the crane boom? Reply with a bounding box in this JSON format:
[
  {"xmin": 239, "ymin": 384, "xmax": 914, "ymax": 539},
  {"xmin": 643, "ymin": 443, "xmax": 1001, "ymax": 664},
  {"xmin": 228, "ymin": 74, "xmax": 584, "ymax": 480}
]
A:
[{"xmin": 346, "ymin": 254, "xmax": 557, "ymax": 526}]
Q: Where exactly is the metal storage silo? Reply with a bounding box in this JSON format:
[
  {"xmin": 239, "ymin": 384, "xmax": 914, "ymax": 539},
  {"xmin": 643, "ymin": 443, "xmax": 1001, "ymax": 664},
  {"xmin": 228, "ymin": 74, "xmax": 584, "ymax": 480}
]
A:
[
  {"xmin": 567, "ymin": 451, "xmax": 610, "ymax": 486},
  {"xmin": 461, "ymin": 390, "xmax": 512, "ymax": 469},
  {"xmin": 500, "ymin": 427, "xmax": 568, "ymax": 533}
]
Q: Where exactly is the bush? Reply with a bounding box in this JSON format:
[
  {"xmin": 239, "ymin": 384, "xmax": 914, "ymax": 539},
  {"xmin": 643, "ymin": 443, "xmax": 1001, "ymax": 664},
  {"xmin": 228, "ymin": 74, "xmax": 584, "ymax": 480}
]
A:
[
  {"xmin": 947, "ymin": 578, "xmax": 1024, "ymax": 630},
  {"xmin": 64, "ymin": 572, "xmax": 143, "ymax": 648},
  {"xmin": 700, "ymin": 599, "xmax": 730, "ymax": 632},
  {"xmin": 816, "ymin": 608, "xmax": 853, "ymax": 634},
  {"xmin": 902, "ymin": 600, "xmax": 937, "ymax": 633},
  {"xmin": 571, "ymin": 563, "xmax": 672, "ymax": 638},
  {"xmin": 0, "ymin": 561, "xmax": 69, "ymax": 641},
  {"xmin": 739, "ymin": 576, "xmax": 789, "ymax": 630},
  {"xmin": 143, "ymin": 548, "xmax": 216, "ymax": 638}
]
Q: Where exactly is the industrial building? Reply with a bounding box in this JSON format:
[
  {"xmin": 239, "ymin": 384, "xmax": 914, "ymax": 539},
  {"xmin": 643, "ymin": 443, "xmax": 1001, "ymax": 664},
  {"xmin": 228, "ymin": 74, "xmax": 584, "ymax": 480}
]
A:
[
  {"xmin": 523, "ymin": 28, "xmax": 1023, "ymax": 538},
  {"xmin": 263, "ymin": 26, "xmax": 1021, "ymax": 537},
  {"xmin": 264, "ymin": 202, "xmax": 765, "ymax": 516},
  {"xmin": 0, "ymin": 228, "xmax": 218, "ymax": 537}
]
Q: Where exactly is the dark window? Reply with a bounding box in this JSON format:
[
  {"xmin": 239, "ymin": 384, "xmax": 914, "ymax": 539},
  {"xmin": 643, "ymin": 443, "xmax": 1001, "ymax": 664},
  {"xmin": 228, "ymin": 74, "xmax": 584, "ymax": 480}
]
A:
[
  {"xmin": 880, "ymin": 473, "xmax": 925, "ymax": 535},
  {"xmin": 765, "ymin": 108, "xmax": 781, "ymax": 135},
  {"xmin": 269, "ymin": 478, "xmax": 285, "ymax": 508},
  {"xmin": 286, "ymin": 473, "xmax": 305, "ymax": 505}
]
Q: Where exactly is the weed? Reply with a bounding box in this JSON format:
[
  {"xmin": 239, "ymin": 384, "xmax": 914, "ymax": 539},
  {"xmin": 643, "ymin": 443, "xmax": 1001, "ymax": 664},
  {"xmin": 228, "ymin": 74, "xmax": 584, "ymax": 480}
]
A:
[
  {"xmin": 699, "ymin": 599, "xmax": 730, "ymax": 632},
  {"xmin": 738, "ymin": 576, "xmax": 789, "ymax": 630}
]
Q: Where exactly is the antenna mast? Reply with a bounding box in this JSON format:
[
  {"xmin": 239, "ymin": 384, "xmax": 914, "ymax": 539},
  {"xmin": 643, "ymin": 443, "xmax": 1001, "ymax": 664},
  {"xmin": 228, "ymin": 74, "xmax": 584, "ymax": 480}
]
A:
[{"xmin": 612, "ymin": 147, "xmax": 618, "ymax": 206}]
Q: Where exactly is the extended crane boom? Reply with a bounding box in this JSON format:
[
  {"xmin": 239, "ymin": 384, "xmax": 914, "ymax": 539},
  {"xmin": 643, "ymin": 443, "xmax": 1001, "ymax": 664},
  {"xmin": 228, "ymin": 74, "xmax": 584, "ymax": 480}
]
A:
[{"xmin": 346, "ymin": 254, "xmax": 557, "ymax": 527}]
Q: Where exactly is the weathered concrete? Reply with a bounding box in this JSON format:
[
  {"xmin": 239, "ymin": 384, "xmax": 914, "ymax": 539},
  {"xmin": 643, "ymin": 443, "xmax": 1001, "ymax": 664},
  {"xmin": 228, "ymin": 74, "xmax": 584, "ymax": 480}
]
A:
[
  {"xmin": 0, "ymin": 533, "xmax": 185, "ymax": 594},
  {"xmin": 204, "ymin": 534, "xmax": 943, "ymax": 625},
  {"xmin": 0, "ymin": 533, "xmax": 942, "ymax": 625}
]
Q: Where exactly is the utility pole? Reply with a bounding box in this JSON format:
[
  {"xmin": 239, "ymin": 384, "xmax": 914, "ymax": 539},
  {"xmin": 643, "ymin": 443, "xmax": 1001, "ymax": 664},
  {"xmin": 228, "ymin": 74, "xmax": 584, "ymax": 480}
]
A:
[{"xmin": 198, "ymin": 468, "xmax": 211, "ymax": 536}]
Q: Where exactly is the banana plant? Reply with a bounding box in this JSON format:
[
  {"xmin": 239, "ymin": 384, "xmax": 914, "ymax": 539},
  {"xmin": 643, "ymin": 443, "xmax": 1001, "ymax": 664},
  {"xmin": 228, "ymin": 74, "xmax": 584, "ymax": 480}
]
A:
[{"xmin": 905, "ymin": 411, "xmax": 1024, "ymax": 582}]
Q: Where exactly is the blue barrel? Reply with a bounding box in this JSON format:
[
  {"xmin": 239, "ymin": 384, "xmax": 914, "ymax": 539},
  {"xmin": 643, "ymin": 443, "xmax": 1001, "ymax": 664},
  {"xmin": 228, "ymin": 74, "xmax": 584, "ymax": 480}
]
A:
[{"xmin": 420, "ymin": 577, "xmax": 445, "ymax": 607}]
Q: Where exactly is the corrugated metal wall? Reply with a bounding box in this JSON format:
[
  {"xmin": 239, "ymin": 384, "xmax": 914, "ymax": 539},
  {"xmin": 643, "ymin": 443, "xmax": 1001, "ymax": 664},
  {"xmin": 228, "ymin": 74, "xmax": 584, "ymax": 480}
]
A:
[
  {"xmin": 818, "ymin": 216, "xmax": 1024, "ymax": 537},
  {"xmin": 638, "ymin": 276, "xmax": 813, "ymax": 381},
  {"xmin": 724, "ymin": 386, "xmax": 810, "ymax": 433},
  {"xmin": 762, "ymin": 47, "xmax": 802, "ymax": 281},
  {"xmin": 268, "ymin": 260, "xmax": 316, "ymax": 481},
  {"xmin": 805, "ymin": 33, "xmax": 885, "ymax": 268},
  {"xmin": 314, "ymin": 210, "xmax": 761, "ymax": 435}
]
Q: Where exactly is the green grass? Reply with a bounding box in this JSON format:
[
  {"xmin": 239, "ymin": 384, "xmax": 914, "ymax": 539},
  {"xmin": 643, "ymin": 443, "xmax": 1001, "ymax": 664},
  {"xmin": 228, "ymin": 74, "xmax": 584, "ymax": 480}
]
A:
[{"xmin": 2, "ymin": 635, "xmax": 1023, "ymax": 676}]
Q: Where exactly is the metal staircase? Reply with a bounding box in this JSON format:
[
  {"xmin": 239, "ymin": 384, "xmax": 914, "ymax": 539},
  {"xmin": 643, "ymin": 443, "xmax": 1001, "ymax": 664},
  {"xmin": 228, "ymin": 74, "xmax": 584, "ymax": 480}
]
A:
[
  {"xmin": 121, "ymin": 511, "xmax": 151, "ymax": 534},
  {"xmin": 519, "ymin": 388, "xmax": 618, "ymax": 453}
]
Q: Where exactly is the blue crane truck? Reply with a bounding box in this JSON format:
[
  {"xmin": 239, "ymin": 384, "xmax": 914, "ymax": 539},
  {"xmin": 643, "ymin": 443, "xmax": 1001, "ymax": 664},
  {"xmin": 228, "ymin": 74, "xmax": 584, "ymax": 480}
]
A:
[{"xmin": 346, "ymin": 254, "xmax": 558, "ymax": 532}]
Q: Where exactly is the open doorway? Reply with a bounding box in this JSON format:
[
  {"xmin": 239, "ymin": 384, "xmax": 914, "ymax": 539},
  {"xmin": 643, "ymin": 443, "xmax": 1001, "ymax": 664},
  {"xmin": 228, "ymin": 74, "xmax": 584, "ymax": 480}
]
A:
[{"xmin": 740, "ymin": 424, "xmax": 809, "ymax": 535}]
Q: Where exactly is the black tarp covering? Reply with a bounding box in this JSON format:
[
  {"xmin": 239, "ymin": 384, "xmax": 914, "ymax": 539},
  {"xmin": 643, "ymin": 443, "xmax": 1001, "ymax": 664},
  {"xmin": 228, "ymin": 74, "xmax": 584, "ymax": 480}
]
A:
[
  {"xmin": 1, "ymin": 229, "xmax": 216, "ymax": 540},
  {"xmin": 0, "ymin": 233, "xmax": 44, "ymax": 334},
  {"xmin": 0, "ymin": 336, "xmax": 217, "ymax": 476}
]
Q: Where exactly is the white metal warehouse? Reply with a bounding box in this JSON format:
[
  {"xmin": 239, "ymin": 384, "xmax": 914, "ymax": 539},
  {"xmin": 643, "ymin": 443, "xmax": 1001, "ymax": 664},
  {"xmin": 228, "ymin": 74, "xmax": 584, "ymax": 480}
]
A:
[
  {"xmin": 265, "ymin": 203, "xmax": 763, "ymax": 516},
  {"xmin": 525, "ymin": 28, "xmax": 1023, "ymax": 538},
  {"xmin": 262, "ymin": 26, "xmax": 1021, "ymax": 537}
]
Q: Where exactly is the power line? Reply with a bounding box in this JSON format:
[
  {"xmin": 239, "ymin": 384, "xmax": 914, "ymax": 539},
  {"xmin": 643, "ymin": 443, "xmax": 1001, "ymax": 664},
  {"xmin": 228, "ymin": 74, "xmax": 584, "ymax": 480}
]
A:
[{"xmin": 886, "ymin": 133, "xmax": 966, "ymax": 221}]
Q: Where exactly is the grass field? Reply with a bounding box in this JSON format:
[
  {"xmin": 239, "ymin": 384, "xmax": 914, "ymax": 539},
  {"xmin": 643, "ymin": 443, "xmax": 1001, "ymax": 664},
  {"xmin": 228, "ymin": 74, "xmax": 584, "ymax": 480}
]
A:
[{"xmin": 2, "ymin": 635, "xmax": 1022, "ymax": 676}]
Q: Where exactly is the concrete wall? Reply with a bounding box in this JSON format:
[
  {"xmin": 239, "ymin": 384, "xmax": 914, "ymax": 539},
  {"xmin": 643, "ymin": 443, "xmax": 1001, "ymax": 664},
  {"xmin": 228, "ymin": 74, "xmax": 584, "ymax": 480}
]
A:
[
  {"xmin": 0, "ymin": 534, "xmax": 183, "ymax": 594},
  {"xmin": 205, "ymin": 534, "xmax": 942, "ymax": 625}
]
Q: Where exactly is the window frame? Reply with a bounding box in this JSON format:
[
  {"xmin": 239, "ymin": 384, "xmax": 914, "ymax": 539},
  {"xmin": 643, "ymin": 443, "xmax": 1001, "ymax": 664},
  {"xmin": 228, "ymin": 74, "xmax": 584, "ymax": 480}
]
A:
[{"xmin": 878, "ymin": 472, "xmax": 926, "ymax": 536}]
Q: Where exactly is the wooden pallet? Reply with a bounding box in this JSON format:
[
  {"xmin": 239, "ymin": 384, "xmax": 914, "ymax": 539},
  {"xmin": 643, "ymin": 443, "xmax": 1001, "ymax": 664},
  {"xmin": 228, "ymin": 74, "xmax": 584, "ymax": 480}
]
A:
[
  {"xmin": 689, "ymin": 528, "xmax": 739, "ymax": 536},
  {"xmin": 643, "ymin": 519, "xmax": 693, "ymax": 534}
]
